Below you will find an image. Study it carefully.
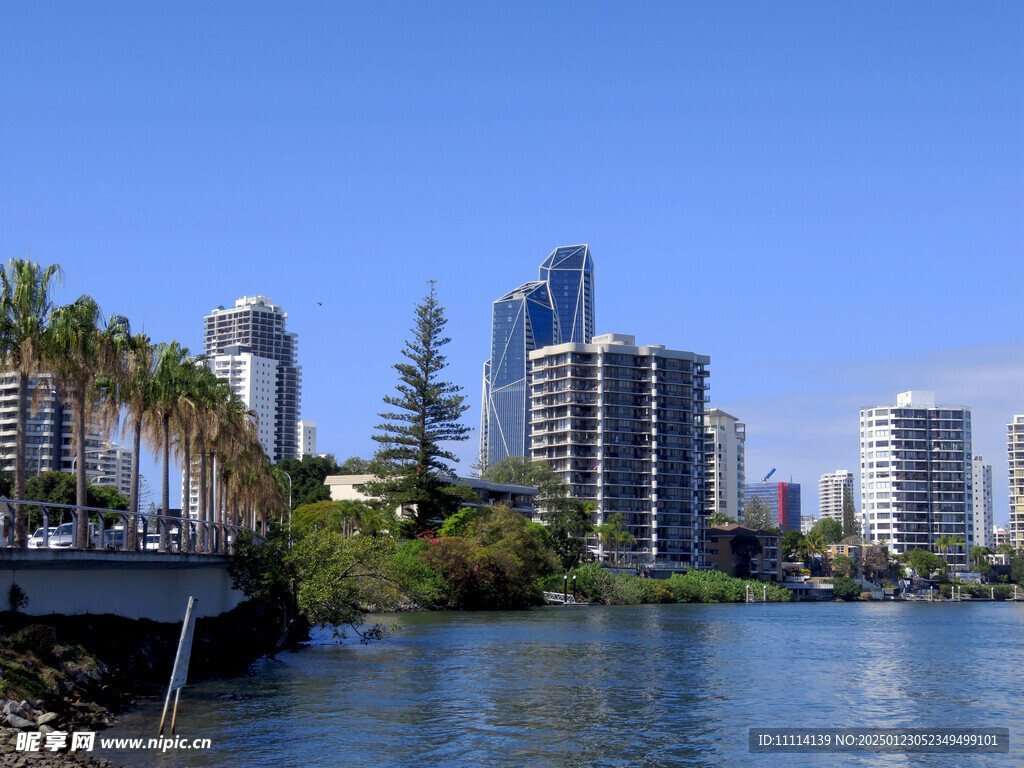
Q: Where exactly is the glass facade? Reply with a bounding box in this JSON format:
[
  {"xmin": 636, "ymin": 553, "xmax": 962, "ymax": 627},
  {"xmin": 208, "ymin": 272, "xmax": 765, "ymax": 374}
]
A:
[
  {"xmin": 481, "ymin": 282, "xmax": 559, "ymax": 468},
  {"xmin": 480, "ymin": 245, "xmax": 596, "ymax": 470},
  {"xmin": 538, "ymin": 244, "xmax": 595, "ymax": 345}
]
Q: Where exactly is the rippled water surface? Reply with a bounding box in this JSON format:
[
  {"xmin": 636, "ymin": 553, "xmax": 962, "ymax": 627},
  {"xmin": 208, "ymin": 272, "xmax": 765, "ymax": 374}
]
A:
[{"xmin": 98, "ymin": 602, "xmax": 1024, "ymax": 767}]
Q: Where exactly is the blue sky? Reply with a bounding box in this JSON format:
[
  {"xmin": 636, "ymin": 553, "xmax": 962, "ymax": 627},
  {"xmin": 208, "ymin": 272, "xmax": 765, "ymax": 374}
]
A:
[{"xmin": 2, "ymin": 2, "xmax": 1022, "ymax": 521}]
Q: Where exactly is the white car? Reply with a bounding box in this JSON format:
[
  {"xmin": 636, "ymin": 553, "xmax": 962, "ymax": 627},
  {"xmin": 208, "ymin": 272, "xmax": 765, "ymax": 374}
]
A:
[
  {"xmin": 47, "ymin": 522, "xmax": 103, "ymax": 549},
  {"xmin": 27, "ymin": 527, "xmax": 57, "ymax": 548}
]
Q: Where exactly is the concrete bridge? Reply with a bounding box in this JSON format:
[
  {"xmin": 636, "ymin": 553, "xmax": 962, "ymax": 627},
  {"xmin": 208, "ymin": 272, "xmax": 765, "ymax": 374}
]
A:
[{"xmin": 0, "ymin": 500, "xmax": 254, "ymax": 621}]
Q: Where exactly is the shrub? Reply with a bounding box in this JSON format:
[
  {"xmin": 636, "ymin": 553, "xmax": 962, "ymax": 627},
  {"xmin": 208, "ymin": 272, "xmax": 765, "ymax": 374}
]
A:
[{"xmin": 832, "ymin": 576, "xmax": 860, "ymax": 601}]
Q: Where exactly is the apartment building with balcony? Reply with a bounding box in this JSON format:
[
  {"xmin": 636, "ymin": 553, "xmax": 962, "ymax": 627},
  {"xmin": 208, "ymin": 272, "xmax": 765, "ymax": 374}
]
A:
[
  {"xmin": 860, "ymin": 391, "xmax": 971, "ymax": 570},
  {"xmin": 529, "ymin": 333, "xmax": 709, "ymax": 573},
  {"xmin": 204, "ymin": 296, "xmax": 301, "ymax": 463},
  {"xmin": 704, "ymin": 409, "xmax": 745, "ymax": 521},
  {"xmin": 1007, "ymin": 415, "xmax": 1024, "ymax": 550},
  {"xmin": 0, "ymin": 374, "xmax": 134, "ymax": 497},
  {"xmin": 818, "ymin": 470, "xmax": 855, "ymax": 523},
  {"xmin": 972, "ymin": 455, "xmax": 994, "ymax": 549}
]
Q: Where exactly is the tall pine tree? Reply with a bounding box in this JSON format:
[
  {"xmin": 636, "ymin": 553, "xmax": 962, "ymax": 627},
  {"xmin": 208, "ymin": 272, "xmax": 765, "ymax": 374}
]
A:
[
  {"xmin": 363, "ymin": 282, "xmax": 470, "ymax": 531},
  {"xmin": 842, "ymin": 485, "xmax": 859, "ymax": 539}
]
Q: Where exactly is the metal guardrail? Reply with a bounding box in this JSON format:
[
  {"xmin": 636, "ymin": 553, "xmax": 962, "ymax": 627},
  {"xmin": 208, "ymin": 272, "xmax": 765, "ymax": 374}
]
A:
[
  {"xmin": 0, "ymin": 498, "xmax": 257, "ymax": 555},
  {"xmin": 543, "ymin": 591, "xmax": 580, "ymax": 605}
]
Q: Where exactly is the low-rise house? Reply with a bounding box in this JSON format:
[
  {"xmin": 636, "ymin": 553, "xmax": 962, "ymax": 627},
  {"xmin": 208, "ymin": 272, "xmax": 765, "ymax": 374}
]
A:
[
  {"xmin": 705, "ymin": 523, "xmax": 783, "ymax": 582},
  {"xmin": 323, "ymin": 474, "xmax": 540, "ymax": 522}
]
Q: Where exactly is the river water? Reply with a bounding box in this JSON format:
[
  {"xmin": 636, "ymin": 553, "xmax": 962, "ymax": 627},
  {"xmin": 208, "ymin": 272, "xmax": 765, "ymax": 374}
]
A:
[{"xmin": 98, "ymin": 602, "xmax": 1024, "ymax": 767}]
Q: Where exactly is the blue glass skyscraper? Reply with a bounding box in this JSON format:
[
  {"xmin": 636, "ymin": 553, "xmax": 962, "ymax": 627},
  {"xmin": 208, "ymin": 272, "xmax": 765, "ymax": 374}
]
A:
[
  {"xmin": 538, "ymin": 244, "xmax": 595, "ymax": 344},
  {"xmin": 480, "ymin": 245, "xmax": 595, "ymax": 470}
]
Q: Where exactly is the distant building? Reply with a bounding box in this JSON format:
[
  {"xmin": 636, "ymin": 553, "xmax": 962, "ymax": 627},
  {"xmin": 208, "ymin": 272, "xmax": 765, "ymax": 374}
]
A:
[
  {"xmin": 705, "ymin": 523, "xmax": 782, "ymax": 582},
  {"xmin": 204, "ymin": 295, "xmax": 301, "ymax": 463},
  {"xmin": 861, "ymin": 391, "xmax": 971, "ymax": 571},
  {"xmin": 0, "ymin": 374, "xmax": 136, "ymax": 498},
  {"xmin": 530, "ymin": 333, "xmax": 710, "ymax": 573},
  {"xmin": 1007, "ymin": 415, "xmax": 1024, "ymax": 550},
  {"xmin": 743, "ymin": 481, "xmax": 801, "ymax": 532},
  {"xmin": 704, "ymin": 409, "xmax": 745, "ymax": 520},
  {"xmin": 818, "ymin": 470, "xmax": 854, "ymax": 523},
  {"xmin": 994, "ymin": 526, "xmax": 1007, "ymax": 547},
  {"xmin": 298, "ymin": 420, "xmax": 317, "ymax": 457},
  {"xmin": 800, "ymin": 515, "xmax": 816, "ymax": 534},
  {"xmin": 972, "ymin": 455, "xmax": 994, "ymax": 549}
]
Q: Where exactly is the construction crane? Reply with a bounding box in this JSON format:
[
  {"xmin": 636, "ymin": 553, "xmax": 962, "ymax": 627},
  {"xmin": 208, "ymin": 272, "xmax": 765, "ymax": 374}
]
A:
[{"xmin": 762, "ymin": 468, "xmax": 776, "ymax": 483}]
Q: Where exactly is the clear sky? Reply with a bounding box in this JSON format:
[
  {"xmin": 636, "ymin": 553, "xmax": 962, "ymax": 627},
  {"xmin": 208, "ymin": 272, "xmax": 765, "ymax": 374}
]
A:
[{"xmin": 2, "ymin": 2, "xmax": 1022, "ymax": 521}]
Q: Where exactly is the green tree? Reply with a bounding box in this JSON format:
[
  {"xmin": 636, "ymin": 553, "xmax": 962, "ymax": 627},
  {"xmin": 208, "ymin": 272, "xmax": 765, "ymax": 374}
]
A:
[
  {"xmin": 337, "ymin": 456, "xmax": 372, "ymax": 474},
  {"xmin": 861, "ymin": 545, "xmax": 889, "ymax": 581},
  {"xmin": 780, "ymin": 529, "xmax": 805, "ymax": 561},
  {"xmin": 841, "ymin": 486, "xmax": 858, "ymax": 538},
  {"xmin": 363, "ymin": 283, "xmax": 470, "ymax": 531},
  {"xmin": 0, "ymin": 258, "xmax": 63, "ymax": 546},
  {"xmin": 275, "ymin": 454, "xmax": 343, "ymax": 510},
  {"xmin": 594, "ymin": 512, "xmax": 636, "ymax": 565},
  {"xmin": 831, "ymin": 554, "xmax": 857, "ymax": 578},
  {"xmin": 46, "ymin": 298, "xmax": 129, "ymax": 547},
  {"xmin": 545, "ymin": 499, "xmax": 595, "ymax": 570},
  {"xmin": 1010, "ymin": 557, "xmax": 1024, "ymax": 586},
  {"xmin": 831, "ymin": 576, "xmax": 860, "ymax": 601},
  {"xmin": 483, "ymin": 456, "xmax": 567, "ymax": 507},
  {"xmin": 291, "ymin": 499, "xmax": 381, "ymax": 537},
  {"xmin": 707, "ymin": 510, "xmax": 737, "ymax": 526},
  {"xmin": 729, "ymin": 531, "xmax": 763, "ymax": 578},
  {"xmin": 742, "ymin": 496, "xmax": 774, "ymax": 531},
  {"xmin": 811, "ymin": 517, "xmax": 843, "ymax": 545},
  {"xmin": 905, "ymin": 548, "xmax": 946, "ymax": 581},
  {"xmin": 147, "ymin": 342, "xmax": 193, "ymax": 521}
]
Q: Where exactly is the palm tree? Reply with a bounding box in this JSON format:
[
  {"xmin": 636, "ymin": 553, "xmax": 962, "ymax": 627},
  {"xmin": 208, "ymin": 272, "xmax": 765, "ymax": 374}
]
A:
[
  {"xmin": 801, "ymin": 530, "xmax": 827, "ymax": 573},
  {"xmin": 0, "ymin": 259, "xmax": 63, "ymax": 546},
  {"xmin": 46, "ymin": 298, "xmax": 129, "ymax": 548},
  {"xmin": 120, "ymin": 333, "xmax": 154, "ymax": 550},
  {"xmin": 147, "ymin": 341, "xmax": 193, "ymax": 549}
]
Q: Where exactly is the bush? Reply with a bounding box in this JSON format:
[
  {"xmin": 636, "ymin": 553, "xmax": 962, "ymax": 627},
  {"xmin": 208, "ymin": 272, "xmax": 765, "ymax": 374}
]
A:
[{"xmin": 832, "ymin": 576, "xmax": 860, "ymax": 601}]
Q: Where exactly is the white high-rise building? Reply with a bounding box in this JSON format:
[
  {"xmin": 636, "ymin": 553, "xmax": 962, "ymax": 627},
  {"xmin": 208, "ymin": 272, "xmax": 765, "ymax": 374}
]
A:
[
  {"xmin": 860, "ymin": 391, "xmax": 972, "ymax": 571},
  {"xmin": 530, "ymin": 333, "xmax": 710, "ymax": 573},
  {"xmin": 972, "ymin": 455, "xmax": 994, "ymax": 549},
  {"xmin": 204, "ymin": 296, "xmax": 301, "ymax": 463},
  {"xmin": 704, "ymin": 409, "xmax": 745, "ymax": 520},
  {"xmin": 1007, "ymin": 415, "xmax": 1024, "ymax": 550},
  {"xmin": 0, "ymin": 374, "xmax": 135, "ymax": 498},
  {"xmin": 210, "ymin": 351, "xmax": 279, "ymax": 457},
  {"xmin": 298, "ymin": 420, "xmax": 317, "ymax": 457},
  {"xmin": 819, "ymin": 470, "xmax": 855, "ymax": 523}
]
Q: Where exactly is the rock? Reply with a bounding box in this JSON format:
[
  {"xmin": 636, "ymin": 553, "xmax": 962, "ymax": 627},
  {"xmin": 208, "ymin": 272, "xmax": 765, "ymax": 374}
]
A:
[
  {"xmin": 85, "ymin": 703, "xmax": 106, "ymax": 714},
  {"xmin": 37, "ymin": 724, "xmax": 53, "ymax": 737},
  {"xmin": 4, "ymin": 714, "xmax": 35, "ymax": 729},
  {"xmin": 35, "ymin": 713, "xmax": 59, "ymax": 727}
]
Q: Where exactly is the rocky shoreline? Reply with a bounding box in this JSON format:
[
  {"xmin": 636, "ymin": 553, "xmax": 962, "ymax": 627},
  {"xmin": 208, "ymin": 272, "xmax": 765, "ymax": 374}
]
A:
[{"xmin": 0, "ymin": 601, "xmax": 302, "ymax": 767}]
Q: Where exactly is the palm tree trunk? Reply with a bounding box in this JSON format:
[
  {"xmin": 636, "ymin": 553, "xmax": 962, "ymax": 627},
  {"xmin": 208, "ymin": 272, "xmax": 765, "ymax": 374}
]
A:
[
  {"xmin": 128, "ymin": 417, "xmax": 142, "ymax": 551},
  {"xmin": 181, "ymin": 438, "xmax": 192, "ymax": 553},
  {"xmin": 75, "ymin": 396, "xmax": 88, "ymax": 549},
  {"xmin": 161, "ymin": 413, "xmax": 170, "ymax": 552},
  {"xmin": 198, "ymin": 447, "xmax": 208, "ymax": 553},
  {"xmin": 13, "ymin": 371, "xmax": 29, "ymax": 547}
]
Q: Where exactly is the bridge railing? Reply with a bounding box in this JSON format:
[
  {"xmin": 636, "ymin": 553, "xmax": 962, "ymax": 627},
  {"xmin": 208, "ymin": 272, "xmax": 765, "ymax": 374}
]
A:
[{"xmin": 0, "ymin": 499, "xmax": 259, "ymax": 555}]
